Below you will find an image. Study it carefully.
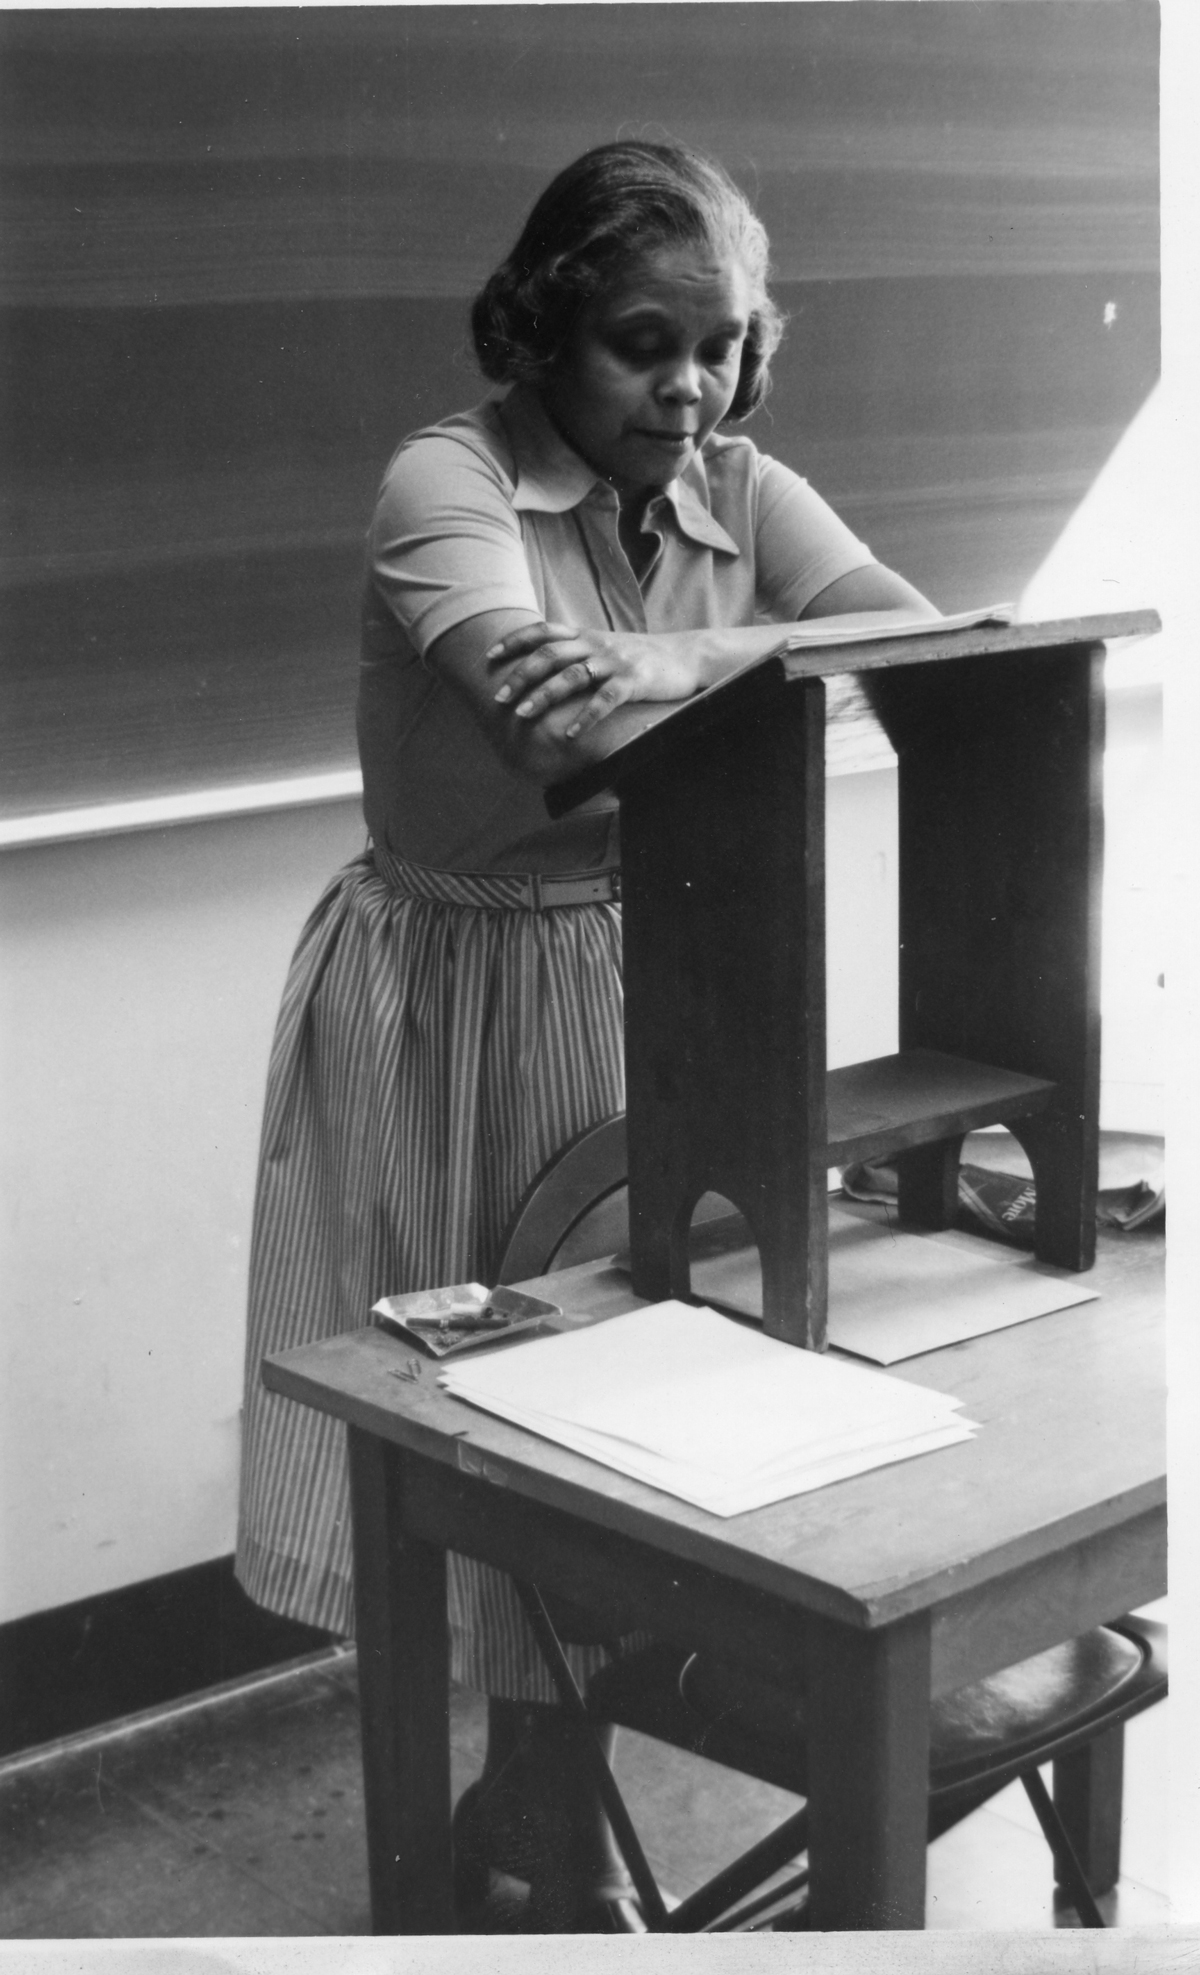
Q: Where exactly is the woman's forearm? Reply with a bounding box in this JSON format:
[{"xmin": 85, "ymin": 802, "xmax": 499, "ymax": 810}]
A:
[
  {"xmin": 618, "ymin": 602, "xmax": 937, "ymax": 696},
  {"xmin": 435, "ymin": 567, "xmax": 940, "ymax": 788},
  {"xmin": 500, "ymin": 627, "xmax": 785, "ymax": 784},
  {"xmin": 676, "ymin": 570, "xmax": 938, "ymax": 688},
  {"xmin": 645, "ymin": 622, "xmax": 797, "ymax": 694},
  {"xmin": 493, "ymin": 567, "xmax": 938, "ymax": 743}
]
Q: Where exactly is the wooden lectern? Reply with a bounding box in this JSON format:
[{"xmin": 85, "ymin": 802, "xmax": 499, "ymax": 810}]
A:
[{"xmin": 547, "ymin": 611, "xmax": 1160, "ymax": 1350}]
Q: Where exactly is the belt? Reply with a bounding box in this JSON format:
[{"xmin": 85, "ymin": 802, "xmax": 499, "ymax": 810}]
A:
[
  {"xmin": 517, "ymin": 869, "xmax": 622, "ymax": 910},
  {"xmin": 370, "ymin": 843, "xmax": 621, "ymax": 912}
]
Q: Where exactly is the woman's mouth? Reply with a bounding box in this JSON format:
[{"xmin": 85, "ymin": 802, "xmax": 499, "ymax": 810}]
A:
[{"xmin": 633, "ymin": 430, "xmax": 693, "ymax": 450}]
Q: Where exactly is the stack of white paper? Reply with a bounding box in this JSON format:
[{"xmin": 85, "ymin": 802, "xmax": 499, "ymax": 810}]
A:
[{"xmin": 438, "ymin": 1302, "xmax": 976, "ymax": 1517}]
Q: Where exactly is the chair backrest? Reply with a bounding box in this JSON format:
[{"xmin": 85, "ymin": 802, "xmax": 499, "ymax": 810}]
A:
[
  {"xmin": 495, "ymin": 1114, "xmax": 630, "ymax": 1285},
  {"xmin": 495, "ymin": 1114, "xmax": 746, "ymax": 1288}
]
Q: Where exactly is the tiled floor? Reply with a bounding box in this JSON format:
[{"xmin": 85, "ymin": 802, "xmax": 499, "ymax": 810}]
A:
[{"xmin": 0, "ymin": 1628, "xmax": 1171, "ymax": 1939}]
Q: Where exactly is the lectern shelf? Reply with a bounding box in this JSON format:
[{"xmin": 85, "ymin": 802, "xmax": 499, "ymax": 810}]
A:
[{"xmin": 546, "ymin": 611, "xmax": 1160, "ymax": 1351}]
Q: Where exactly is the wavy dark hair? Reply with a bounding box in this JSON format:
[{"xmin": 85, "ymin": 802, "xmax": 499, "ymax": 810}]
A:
[{"xmin": 471, "ymin": 141, "xmax": 785, "ymax": 422}]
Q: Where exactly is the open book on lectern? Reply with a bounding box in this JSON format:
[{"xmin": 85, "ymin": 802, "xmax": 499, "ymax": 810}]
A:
[{"xmin": 777, "ymin": 600, "xmax": 1014, "ymax": 648}]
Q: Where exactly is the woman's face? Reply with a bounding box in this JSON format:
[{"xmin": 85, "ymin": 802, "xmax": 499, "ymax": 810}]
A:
[{"xmin": 538, "ymin": 244, "xmax": 752, "ymax": 502}]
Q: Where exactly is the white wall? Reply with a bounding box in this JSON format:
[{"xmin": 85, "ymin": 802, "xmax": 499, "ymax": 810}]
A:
[
  {"xmin": 1017, "ymin": 381, "xmax": 1169, "ymax": 1134},
  {"xmin": 0, "ymin": 800, "xmax": 365, "ymax": 1624},
  {"xmin": 824, "ymin": 690, "xmax": 1166, "ymax": 1131},
  {"xmin": 826, "ymin": 767, "xmax": 900, "ymax": 1070}
]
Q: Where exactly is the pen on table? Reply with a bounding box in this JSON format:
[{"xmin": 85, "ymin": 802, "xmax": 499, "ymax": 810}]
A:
[{"xmin": 408, "ymin": 1311, "xmax": 511, "ymax": 1335}]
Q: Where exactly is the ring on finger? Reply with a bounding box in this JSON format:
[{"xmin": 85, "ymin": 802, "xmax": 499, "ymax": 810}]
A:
[{"xmin": 582, "ymin": 659, "xmax": 600, "ymax": 690}]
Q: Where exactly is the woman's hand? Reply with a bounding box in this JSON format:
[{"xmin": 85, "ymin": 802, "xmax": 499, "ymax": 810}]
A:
[
  {"xmin": 480, "ymin": 563, "xmax": 940, "ymax": 756},
  {"xmin": 487, "ymin": 621, "xmax": 703, "ymax": 739}
]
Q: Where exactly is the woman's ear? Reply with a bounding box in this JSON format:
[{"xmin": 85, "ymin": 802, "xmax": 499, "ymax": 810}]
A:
[{"xmin": 725, "ymin": 315, "xmax": 768, "ymax": 423}]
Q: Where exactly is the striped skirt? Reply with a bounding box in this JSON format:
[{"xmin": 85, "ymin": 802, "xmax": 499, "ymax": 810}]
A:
[{"xmin": 234, "ymin": 846, "xmax": 625, "ymax": 1700}]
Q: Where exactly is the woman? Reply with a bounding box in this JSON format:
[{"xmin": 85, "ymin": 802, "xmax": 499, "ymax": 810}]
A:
[{"xmin": 235, "ymin": 139, "xmax": 932, "ymax": 1929}]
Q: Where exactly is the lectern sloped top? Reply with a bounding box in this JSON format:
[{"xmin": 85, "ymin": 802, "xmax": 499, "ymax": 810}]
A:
[
  {"xmin": 545, "ymin": 609, "xmax": 1160, "ymax": 820},
  {"xmin": 550, "ymin": 607, "xmax": 1159, "ymax": 1351}
]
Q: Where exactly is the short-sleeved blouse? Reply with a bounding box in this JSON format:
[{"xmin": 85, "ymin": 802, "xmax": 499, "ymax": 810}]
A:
[{"xmin": 358, "ymin": 382, "xmax": 875, "ymax": 874}]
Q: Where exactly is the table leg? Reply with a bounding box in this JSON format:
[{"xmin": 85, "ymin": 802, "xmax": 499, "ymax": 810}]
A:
[
  {"xmin": 347, "ymin": 1424, "xmax": 454, "ymax": 1934},
  {"xmin": 804, "ymin": 1611, "xmax": 931, "ymax": 1929}
]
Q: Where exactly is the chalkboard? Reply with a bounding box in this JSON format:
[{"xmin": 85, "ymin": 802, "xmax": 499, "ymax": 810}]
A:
[{"xmin": 0, "ymin": 4, "xmax": 1159, "ymax": 824}]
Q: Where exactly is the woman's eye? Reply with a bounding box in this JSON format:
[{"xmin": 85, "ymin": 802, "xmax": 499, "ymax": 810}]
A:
[
  {"xmin": 613, "ymin": 334, "xmax": 665, "ymax": 362},
  {"xmin": 607, "ymin": 328, "xmax": 742, "ymax": 368}
]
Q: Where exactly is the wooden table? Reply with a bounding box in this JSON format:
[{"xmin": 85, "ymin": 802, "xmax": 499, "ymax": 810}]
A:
[{"xmin": 263, "ymin": 1226, "xmax": 1165, "ymax": 1933}]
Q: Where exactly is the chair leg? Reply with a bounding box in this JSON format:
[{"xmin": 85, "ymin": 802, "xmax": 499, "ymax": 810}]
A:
[
  {"xmin": 709, "ymin": 1865, "xmax": 809, "ymax": 1933},
  {"xmin": 1052, "ymin": 1723, "xmax": 1125, "ymax": 1897},
  {"xmin": 664, "ymin": 1806, "xmax": 810, "ymax": 1933},
  {"xmin": 511, "ymin": 1580, "xmax": 671, "ymax": 1929},
  {"xmin": 1020, "ymin": 1768, "xmax": 1105, "ymax": 1927},
  {"xmin": 513, "ymin": 1583, "xmax": 814, "ymax": 1936}
]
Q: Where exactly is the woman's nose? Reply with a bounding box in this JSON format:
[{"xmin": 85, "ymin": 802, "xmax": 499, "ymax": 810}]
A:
[{"xmin": 656, "ymin": 358, "xmax": 702, "ymax": 404}]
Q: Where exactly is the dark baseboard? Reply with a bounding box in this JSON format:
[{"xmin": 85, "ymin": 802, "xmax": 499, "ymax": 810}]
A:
[{"xmin": 0, "ymin": 1557, "xmax": 335, "ymax": 1760}]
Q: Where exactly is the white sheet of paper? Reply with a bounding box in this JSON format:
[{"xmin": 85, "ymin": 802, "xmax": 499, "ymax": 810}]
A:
[
  {"xmin": 689, "ymin": 1199, "xmax": 1099, "ymax": 1365},
  {"xmin": 439, "ymin": 1300, "xmax": 973, "ymax": 1516}
]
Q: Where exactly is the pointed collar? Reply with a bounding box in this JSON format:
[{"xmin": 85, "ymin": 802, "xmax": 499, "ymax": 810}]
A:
[
  {"xmin": 655, "ymin": 474, "xmax": 741, "ymax": 557},
  {"xmin": 496, "ymin": 384, "xmax": 740, "ymax": 558}
]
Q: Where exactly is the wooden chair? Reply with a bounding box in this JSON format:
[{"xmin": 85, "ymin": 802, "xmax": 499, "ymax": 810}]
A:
[
  {"xmin": 488, "ymin": 1115, "xmax": 1168, "ymax": 1932},
  {"xmin": 577, "ymin": 1613, "xmax": 1167, "ymax": 1931},
  {"xmin": 495, "ymin": 1112, "xmax": 734, "ymax": 1285},
  {"xmin": 495, "ymin": 1114, "xmax": 630, "ymax": 1286}
]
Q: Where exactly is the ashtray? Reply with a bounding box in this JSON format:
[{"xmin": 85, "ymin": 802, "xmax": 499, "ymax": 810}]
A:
[{"xmin": 371, "ymin": 1281, "xmax": 560, "ymax": 1358}]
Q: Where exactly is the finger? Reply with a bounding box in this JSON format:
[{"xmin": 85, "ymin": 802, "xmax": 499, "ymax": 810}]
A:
[
  {"xmin": 492, "ymin": 636, "xmax": 587, "ymax": 704},
  {"xmin": 485, "ymin": 621, "xmax": 577, "ymax": 659},
  {"xmin": 513, "ymin": 656, "xmax": 605, "ymax": 719},
  {"xmin": 486, "ymin": 621, "xmax": 577, "ymax": 674},
  {"xmin": 495, "ymin": 646, "xmax": 590, "ymax": 706},
  {"xmin": 565, "ymin": 674, "xmax": 633, "ymax": 737},
  {"xmin": 495, "ymin": 640, "xmax": 593, "ymax": 706}
]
